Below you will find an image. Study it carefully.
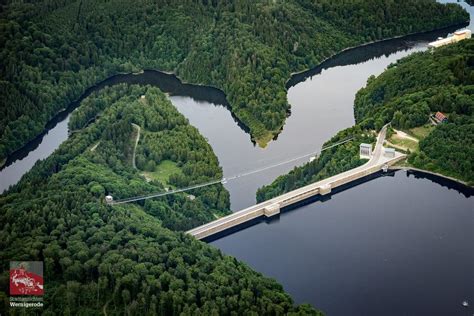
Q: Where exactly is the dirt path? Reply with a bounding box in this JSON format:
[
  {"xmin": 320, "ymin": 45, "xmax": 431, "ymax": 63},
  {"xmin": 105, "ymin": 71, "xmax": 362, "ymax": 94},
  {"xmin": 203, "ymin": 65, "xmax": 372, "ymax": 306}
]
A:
[
  {"xmin": 90, "ymin": 141, "xmax": 100, "ymax": 152},
  {"xmin": 393, "ymin": 128, "xmax": 419, "ymax": 142},
  {"xmin": 385, "ymin": 140, "xmax": 409, "ymax": 152},
  {"xmin": 102, "ymin": 284, "xmax": 119, "ymax": 316},
  {"xmin": 131, "ymin": 123, "xmax": 141, "ymax": 169}
]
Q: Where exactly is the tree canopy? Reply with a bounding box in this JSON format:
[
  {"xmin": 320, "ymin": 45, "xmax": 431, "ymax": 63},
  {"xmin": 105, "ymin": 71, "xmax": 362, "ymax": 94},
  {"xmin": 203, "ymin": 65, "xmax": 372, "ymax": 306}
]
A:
[
  {"xmin": 257, "ymin": 126, "xmax": 375, "ymax": 202},
  {"xmin": 0, "ymin": 85, "xmax": 321, "ymax": 315},
  {"xmin": 0, "ymin": 0, "xmax": 469, "ymax": 163},
  {"xmin": 355, "ymin": 39, "xmax": 474, "ymax": 183},
  {"xmin": 259, "ymin": 38, "xmax": 474, "ymax": 202}
]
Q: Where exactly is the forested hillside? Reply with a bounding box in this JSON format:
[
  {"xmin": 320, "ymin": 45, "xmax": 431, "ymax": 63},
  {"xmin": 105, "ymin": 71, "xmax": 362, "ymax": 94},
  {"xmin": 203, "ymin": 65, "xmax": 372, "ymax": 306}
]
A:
[
  {"xmin": 0, "ymin": 0, "xmax": 468, "ymax": 164},
  {"xmin": 354, "ymin": 39, "xmax": 474, "ymax": 183},
  {"xmin": 258, "ymin": 38, "xmax": 474, "ymax": 202},
  {"xmin": 257, "ymin": 126, "xmax": 375, "ymax": 202},
  {"xmin": 0, "ymin": 85, "xmax": 320, "ymax": 314}
]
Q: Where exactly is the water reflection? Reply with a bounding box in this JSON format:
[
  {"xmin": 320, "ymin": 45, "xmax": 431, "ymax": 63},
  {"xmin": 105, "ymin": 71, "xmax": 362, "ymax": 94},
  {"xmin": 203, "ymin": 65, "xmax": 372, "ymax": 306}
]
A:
[
  {"xmin": 211, "ymin": 171, "xmax": 474, "ymax": 316},
  {"xmin": 0, "ymin": 2, "xmax": 472, "ymax": 315},
  {"xmin": 0, "ymin": 22, "xmax": 468, "ymax": 198}
]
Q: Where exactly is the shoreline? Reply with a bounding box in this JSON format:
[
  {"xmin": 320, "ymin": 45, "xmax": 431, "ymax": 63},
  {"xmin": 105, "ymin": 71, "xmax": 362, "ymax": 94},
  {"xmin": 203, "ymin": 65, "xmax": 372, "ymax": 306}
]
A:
[
  {"xmin": 389, "ymin": 165, "xmax": 471, "ymax": 187},
  {"xmin": 1, "ymin": 21, "xmax": 469, "ymax": 171},
  {"xmin": 286, "ymin": 21, "xmax": 469, "ymax": 85}
]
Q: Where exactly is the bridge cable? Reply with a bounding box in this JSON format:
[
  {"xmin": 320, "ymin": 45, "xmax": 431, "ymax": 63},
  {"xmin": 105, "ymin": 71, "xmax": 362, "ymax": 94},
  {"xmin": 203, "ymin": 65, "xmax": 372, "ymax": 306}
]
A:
[{"xmin": 109, "ymin": 136, "xmax": 354, "ymax": 205}]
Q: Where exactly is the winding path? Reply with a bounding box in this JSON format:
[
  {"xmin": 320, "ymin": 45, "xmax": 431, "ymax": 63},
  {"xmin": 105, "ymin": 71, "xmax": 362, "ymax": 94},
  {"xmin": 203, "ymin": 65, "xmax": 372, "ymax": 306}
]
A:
[
  {"xmin": 108, "ymin": 137, "xmax": 355, "ymax": 205},
  {"xmin": 393, "ymin": 129, "xmax": 419, "ymax": 143},
  {"xmin": 131, "ymin": 123, "xmax": 141, "ymax": 169}
]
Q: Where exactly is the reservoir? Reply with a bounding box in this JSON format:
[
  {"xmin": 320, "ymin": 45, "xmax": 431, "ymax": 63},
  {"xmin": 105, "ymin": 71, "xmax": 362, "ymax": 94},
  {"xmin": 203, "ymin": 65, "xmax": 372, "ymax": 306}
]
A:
[
  {"xmin": 0, "ymin": 1, "xmax": 472, "ymax": 314},
  {"xmin": 212, "ymin": 171, "xmax": 473, "ymax": 316}
]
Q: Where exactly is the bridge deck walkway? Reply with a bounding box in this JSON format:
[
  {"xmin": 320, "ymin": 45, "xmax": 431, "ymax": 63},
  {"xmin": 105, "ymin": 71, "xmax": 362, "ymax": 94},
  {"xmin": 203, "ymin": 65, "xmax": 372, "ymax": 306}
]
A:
[{"xmin": 187, "ymin": 126, "xmax": 405, "ymax": 240}]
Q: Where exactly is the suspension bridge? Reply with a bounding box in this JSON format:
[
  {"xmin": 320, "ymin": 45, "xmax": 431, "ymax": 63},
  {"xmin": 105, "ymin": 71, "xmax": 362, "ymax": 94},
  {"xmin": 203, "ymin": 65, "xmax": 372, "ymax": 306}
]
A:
[
  {"xmin": 187, "ymin": 125, "xmax": 406, "ymax": 240},
  {"xmin": 107, "ymin": 136, "xmax": 355, "ymax": 205}
]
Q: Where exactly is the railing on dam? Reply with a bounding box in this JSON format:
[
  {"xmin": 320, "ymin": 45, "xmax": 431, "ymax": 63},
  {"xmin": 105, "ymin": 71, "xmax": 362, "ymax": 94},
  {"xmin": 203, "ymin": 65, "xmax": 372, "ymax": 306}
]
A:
[
  {"xmin": 187, "ymin": 125, "xmax": 406, "ymax": 240},
  {"xmin": 187, "ymin": 153, "xmax": 406, "ymax": 240}
]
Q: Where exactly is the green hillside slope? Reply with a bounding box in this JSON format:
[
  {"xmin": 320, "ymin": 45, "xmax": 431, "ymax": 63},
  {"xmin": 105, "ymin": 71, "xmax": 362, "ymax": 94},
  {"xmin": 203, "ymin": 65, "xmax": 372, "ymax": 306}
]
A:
[
  {"xmin": 0, "ymin": 0, "xmax": 468, "ymax": 163},
  {"xmin": 0, "ymin": 85, "xmax": 320, "ymax": 315},
  {"xmin": 355, "ymin": 38, "xmax": 474, "ymax": 184},
  {"xmin": 258, "ymin": 38, "xmax": 474, "ymax": 202}
]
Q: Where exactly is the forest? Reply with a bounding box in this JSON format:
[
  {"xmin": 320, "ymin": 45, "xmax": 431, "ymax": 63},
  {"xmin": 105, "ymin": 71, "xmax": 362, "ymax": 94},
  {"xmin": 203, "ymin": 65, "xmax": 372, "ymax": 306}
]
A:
[
  {"xmin": 0, "ymin": 85, "xmax": 321, "ymax": 315},
  {"xmin": 259, "ymin": 38, "xmax": 474, "ymax": 202},
  {"xmin": 257, "ymin": 126, "xmax": 375, "ymax": 202},
  {"xmin": 0, "ymin": 0, "xmax": 469, "ymax": 164},
  {"xmin": 354, "ymin": 39, "xmax": 474, "ymax": 183}
]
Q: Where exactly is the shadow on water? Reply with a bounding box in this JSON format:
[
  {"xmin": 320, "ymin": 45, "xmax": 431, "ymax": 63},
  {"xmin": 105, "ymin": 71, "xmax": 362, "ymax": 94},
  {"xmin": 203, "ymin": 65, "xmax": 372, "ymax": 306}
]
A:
[
  {"xmin": 202, "ymin": 170, "xmax": 399, "ymax": 242},
  {"xmin": 404, "ymin": 170, "xmax": 474, "ymax": 198},
  {"xmin": 203, "ymin": 167, "xmax": 473, "ymax": 243},
  {"xmin": 1, "ymin": 22, "xmax": 468, "ymax": 173},
  {"xmin": 0, "ymin": 70, "xmax": 250, "ymax": 171},
  {"xmin": 286, "ymin": 23, "xmax": 468, "ymax": 89}
]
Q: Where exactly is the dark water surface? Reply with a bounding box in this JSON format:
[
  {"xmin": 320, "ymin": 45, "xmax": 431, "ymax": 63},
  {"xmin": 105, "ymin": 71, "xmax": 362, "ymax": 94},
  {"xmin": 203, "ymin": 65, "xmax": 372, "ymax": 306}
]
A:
[
  {"xmin": 212, "ymin": 171, "xmax": 474, "ymax": 315},
  {"xmin": 0, "ymin": 2, "xmax": 472, "ymax": 314}
]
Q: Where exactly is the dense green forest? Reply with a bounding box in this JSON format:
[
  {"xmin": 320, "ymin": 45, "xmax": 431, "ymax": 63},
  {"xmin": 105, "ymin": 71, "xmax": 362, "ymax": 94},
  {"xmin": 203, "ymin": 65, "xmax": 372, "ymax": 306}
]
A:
[
  {"xmin": 0, "ymin": 85, "xmax": 321, "ymax": 314},
  {"xmin": 257, "ymin": 126, "xmax": 375, "ymax": 202},
  {"xmin": 354, "ymin": 39, "xmax": 474, "ymax": 183},
  {"xmin": 258, "ymin": 38, "xmax": 474, "ymax": 201},
  {"xmin": 69, "ymin": 85, "xmax": 231, "ymax": 231},
  {"xmin": 0, "ymin": 0, "xmax": 468, "ymax": 164}
]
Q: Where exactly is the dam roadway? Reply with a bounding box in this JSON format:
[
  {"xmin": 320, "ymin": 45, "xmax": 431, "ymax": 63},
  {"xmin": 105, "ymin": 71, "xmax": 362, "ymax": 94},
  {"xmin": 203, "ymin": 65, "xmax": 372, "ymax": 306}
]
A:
[{"xmin": 187, "ymin": 125, "xmax": 406, "ymax": 240}]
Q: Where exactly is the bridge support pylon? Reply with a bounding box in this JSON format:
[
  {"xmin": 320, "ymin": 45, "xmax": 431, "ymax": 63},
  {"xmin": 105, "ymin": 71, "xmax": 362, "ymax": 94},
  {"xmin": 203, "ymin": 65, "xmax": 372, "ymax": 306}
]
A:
[
  {"xmin": 263, "ymin": 204, "xmax": 281, "ymax": 217},
  {"xmin": 319, "ymin": 184, "xmax": 332, "ymax": 195}
]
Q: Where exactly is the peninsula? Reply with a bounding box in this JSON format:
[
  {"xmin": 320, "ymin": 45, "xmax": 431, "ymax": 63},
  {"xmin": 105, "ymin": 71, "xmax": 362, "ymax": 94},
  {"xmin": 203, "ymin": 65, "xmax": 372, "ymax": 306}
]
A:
[
  {"xmin": 258, "ymin": 38, "xmax": 474, "ymax": 205},
  {"xmin": 0, "ymin": 0, "xmax": 468, "ymax": 166}
]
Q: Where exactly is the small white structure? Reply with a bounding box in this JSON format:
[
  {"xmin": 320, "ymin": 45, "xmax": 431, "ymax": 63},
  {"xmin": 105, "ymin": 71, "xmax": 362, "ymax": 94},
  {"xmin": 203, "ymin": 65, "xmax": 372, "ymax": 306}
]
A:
[
  {"xmin": 384, "ymin": 147, "xmax": 396, "ymax": 158},
  {"xmin": 140, "ymin": 95, "xmax": 146, "ymax": 99},
  {"xmin": 309, "ymin": 156, "xmax": 316, "ymax": 163},
  {"xmin": 187, "ymin": 194, "xmax": 196, "ymax": 201},
  {"xmin": 428, "ymin": 29, "xmax": 471, "ymax": 48},
  {"xmin": 320, "ymin": 184, "xmax": 332, "ymax": 195},
  {"xmin": 453, "ymin": 29, "xmax": 472, "ymax": 40},
  {"xmin": 105, "ymin": 195, "xmax": 113, "ymax": 203},
  {"xmin": 360, "ymin": 143, "xmax": 372, "ymax": 159},
  {"xmin": 263, "ymin": 204, "xmax": 280, "ymax": 217}
]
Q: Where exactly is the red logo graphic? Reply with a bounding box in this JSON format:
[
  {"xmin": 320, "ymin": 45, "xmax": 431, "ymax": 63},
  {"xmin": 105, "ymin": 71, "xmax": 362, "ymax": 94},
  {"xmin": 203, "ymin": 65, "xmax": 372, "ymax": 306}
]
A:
[{"xmin": 10, "ymin": 261, "xmax": 44, "ymax": 296}]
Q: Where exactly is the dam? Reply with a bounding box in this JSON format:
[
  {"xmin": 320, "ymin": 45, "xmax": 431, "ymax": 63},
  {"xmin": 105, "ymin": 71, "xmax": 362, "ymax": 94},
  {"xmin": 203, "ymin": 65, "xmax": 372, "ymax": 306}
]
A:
[{"xmin": 187, "ymin": 125, "xmax": 406, "ymax": 240}]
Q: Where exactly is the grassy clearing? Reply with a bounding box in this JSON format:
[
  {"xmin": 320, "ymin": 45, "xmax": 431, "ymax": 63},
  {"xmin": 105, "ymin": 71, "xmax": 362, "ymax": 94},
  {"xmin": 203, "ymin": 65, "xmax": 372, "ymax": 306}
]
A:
[
  {"xmin": 389, "ymin": 135, "xmax": 419, "ymax": 153},
  {"xmin": 141, "ymin": 160, "xmax": 182, "ymax": 185},
  {"xmin": 387, "ymin": 124, "xmax": 435, "ymax": 153},
  {"xmin": 407, "ymin": 124, "xmax": 435, "ymax": 140}
]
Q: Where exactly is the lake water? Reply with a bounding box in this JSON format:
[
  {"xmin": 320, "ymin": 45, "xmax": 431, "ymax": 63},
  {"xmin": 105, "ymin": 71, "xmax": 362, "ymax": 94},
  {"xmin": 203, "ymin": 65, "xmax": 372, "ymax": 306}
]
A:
[
  {"xmin": 0, "ymin": 2, "xmax": 472, "ymax": 314},
  {"xmin": 212, "ymin": 170, "xmax": 474, "ymax": 315}
]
